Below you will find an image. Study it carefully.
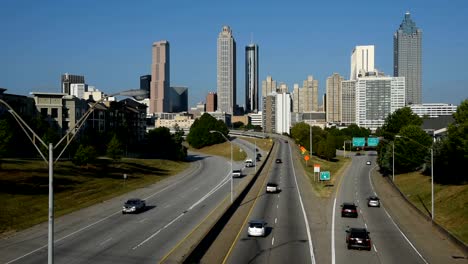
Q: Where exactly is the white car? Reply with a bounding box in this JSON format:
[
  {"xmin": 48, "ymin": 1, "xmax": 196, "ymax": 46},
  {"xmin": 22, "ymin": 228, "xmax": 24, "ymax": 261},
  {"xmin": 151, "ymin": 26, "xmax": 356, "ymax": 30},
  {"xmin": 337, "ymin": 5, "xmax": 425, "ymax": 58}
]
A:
[
  {"xmin": 245, "ymin": 159, "xmax": 254, "ymax": 168},
  {"xmin": 366, "ymin": 161, "xmax": 371, "ymax": 165},
  {"xmin": 247, "ymin": 220, "xmax": 266, "ymax": 237},
  {"xmin": 266, "ymin": 183, "xmax": 280, "ymax": 193},
  {"xmin": 367, "ymin": 196, "xmax": 380, "ymax": 207},
  {"xmin": 232, "ymin": 169, "xmax": 242, "ymax": 177}
]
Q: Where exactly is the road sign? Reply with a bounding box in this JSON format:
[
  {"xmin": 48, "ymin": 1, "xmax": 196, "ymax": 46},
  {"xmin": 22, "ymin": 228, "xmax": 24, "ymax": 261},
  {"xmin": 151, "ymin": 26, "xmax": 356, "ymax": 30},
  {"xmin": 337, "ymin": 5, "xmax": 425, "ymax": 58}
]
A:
[
  {"xmin": 314, "ymin": 164, "xmax": 320, "ymax": 173},
  {"xmin": 367, "ymin": 137, "xmax": 379, "ymax": 147},
  {"xmin": 320, "ymin": 171, "xmax": 330, "ymax": 181},
  {"xmin": 304, "ymin": 155, "xmax": 310, "ymax": 161},
  {"xmin": 300, "ymin": 146, "xmax": 306, "ymax": 154},
  {"xmin": 352, "ymin": 137, "xmax": 365, "ymax": 147}
]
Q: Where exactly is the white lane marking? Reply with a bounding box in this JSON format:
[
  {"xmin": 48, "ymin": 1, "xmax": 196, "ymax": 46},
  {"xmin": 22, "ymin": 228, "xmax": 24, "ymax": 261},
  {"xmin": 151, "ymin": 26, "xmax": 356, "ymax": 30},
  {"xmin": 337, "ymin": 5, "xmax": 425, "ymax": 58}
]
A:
[
  {"xmin": 5, "ymin": 210, "xmax": 121, "ymax": 264},
  {"xmin": 133, "ymin": 171, "xmax": 232, "ymax": 250},
  {"xmin": 6, "ymin": 159, "xmax": 205, "ymax": 264},
  {"xmin": 139, "ymin": 218, "xmax": 148, "ymax": 223},
  {"xmin": 275, "ymin": 218, "xmax": 278, "ymax": 224},
  {"xmin": 355, "ymin": 191, "xmax": 358, "ymax": 196},
  {"xmin": 368, "ymin": 165, "xmax": 429, "ymax": 264},
  {"xmin": 364, "ymin": 223, "xmax": 368, "ymax": 228},
  {"xmin": 164, "ymin": 204, "xmax": 171, "ymax": 208},
  {"xmin": 277, "ymin": 204, "xmax": 279, "ymax": 209},
  {"xmin": 288, "ymin": 144, "xmax": 316, "ymax": 264},
  {"xmin": 99, "ymin": 237, "xmax": 112, "ymax": 246},
  {"xmin": 278, "ymin": 194, "xmax": 280, "ymax": 198},
  {"xmin": 357, "ymin": 200, "xmax": 360, "ymax": 204},
  {"xmin": 272, "ymin": 237, "xmax": 275, "ymax": 246},
  {"xmin": 193, "ymin": 186, "xmax": 199, "ymax": 191},
  {"xmin": 133, "ymin": 213, "xmax": 185, "ymax": 250},
  {"xmin": 373, "ymin": 244, "xmax": 378, "ymax": 252},
  {"xmin": 331, "ymin": 198, "xmax": 337, "ymax": 264}
]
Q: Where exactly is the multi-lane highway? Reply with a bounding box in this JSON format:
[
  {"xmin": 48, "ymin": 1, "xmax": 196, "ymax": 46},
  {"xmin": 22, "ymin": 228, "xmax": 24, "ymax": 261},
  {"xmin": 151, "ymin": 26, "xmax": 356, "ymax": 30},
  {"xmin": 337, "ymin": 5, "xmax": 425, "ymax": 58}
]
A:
[
  {"xmin": 0, "ymin": 138, "xmax": 259, "ymax": 264},
  {"xmin": 332, "ymin": 151, "xmax": 427, "ymax": 264},
  {"xmin": 225, "ymin": 140, "xmax": 315, "ymax": 264}
]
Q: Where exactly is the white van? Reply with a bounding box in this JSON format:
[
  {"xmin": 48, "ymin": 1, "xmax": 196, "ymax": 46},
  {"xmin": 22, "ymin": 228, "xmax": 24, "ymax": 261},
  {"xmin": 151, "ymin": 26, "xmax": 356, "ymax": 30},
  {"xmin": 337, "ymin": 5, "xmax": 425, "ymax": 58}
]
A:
[{"xmin": 245, "ymin": 158, "xmax": 254, "ymax": 167}]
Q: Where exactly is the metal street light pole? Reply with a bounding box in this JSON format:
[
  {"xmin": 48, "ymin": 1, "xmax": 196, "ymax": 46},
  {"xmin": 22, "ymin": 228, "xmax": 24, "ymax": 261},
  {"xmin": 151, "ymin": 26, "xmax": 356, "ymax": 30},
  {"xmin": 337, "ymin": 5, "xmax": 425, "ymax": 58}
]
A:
[
  {"xmin": 210, "ymin": 130, "xmax": 233, "ymax": 203},
  {"xmin": 395, "ymin": 135, "xmax": 434, "ymax": 221},
  {"xmin": 392, "ymin": 141, "xmax": 395, "ymax": 182},
  {"xmin": 254, "ymin": 140, "xmax": 257, "ymax": 173},
  {"xmin": 0, "ymin": 89, "xmax": 147, "ymax": 264}
]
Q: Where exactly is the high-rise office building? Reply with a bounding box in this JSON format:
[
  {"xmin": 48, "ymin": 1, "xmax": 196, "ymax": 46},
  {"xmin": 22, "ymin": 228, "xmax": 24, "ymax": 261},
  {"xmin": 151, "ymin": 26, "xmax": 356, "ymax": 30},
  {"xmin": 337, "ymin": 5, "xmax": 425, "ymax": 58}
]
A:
[
  {"xmin": 206, "ymin": 92, "xmax": 217, "ymax": 112},
  {"xmin": 341, "ymin": 80, "xmax": 356, "ymax": 125},
  {"xmin": 140, "ymin": 75, "xmax": 151, "ymax": 97},
  {"xmin": 350, "ymin": 45, "xmax": 375, "ymax": 80},
  {"xmin": 150, "ymin": 40, "xmax": 170, "ymax": 114},
  {"xmin": 326, "ymin": 73, "xmax": 344, "ymax": 123},
  {"xmin": 262, "ymin": 95, "xmax": 276, "ymax": 133},
  {"xmin": 262, "ymin": 76, "xmax": 277, "ymax": 97},
  {"xmin": 303, "ymin": 76, "xmax": 319, "ymax": 111},
  {"xmin": 394, "ymin": 12, "xmax": 422, "ymax": 105},
  {"xmin": 61, "ymin": 73, "xmax": 85, "ymax": 95},
  {"xmin": 169, "ymin": 86, "xmax": 188, "ymax": 112},
  {"xmin": 217, "ymin": 26, "xmax": 236, "ymax": 115},
  {"xmin": 245, "ymin": 44, "xmax": 258, "ymax": 113},
  {"xmin": 355, "ymin": 75, "xmax": 405, "ymax": 130},
  {"xmin": 277, "ymin": 83, "xmax": 288, "ymax": 94},
  {"xmin": 276, "ymin": 93, "xmax": 291, "ymax": 134}
]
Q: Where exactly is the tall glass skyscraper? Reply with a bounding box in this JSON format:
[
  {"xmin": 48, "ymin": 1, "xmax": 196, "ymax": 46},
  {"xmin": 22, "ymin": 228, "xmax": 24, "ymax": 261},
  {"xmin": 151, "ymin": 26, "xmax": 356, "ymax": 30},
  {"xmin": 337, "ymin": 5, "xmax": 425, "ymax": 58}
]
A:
[
  {"xmin": 245, "ymin": 44, "xmax": 258, "ymax": 113},
  {"xmin": 394, "ymin": 12, "xmax": 422, "ymax": 105},
  {"xmin": 217, "ymin": 26, "xmax": 236, "ymax": 115}
]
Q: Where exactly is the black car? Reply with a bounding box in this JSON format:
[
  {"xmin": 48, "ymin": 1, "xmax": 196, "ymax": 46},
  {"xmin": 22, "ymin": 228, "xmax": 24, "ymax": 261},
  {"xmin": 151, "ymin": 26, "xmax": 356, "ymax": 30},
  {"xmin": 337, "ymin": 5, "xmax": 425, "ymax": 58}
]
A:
[
  {"xmin": 341, "ymin": 203, "xmax": 358, "ymax": 218},
  {"xmin": 122, "ymin": 198, "xmax": 146, "ymax": 214},
  {"xmin": 275, "ymin": 158, "xmax": 282, "ymax": 163},
  {"xmin": 346, "ymin": 227, "xmax": 372, "ymax": 250}
]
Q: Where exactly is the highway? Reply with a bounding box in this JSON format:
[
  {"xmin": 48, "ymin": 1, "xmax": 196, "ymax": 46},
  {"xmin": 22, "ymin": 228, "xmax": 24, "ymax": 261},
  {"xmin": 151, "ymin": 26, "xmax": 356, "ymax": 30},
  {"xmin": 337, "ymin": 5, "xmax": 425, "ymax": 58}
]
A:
[
  {"xmin": 332, "ymin": 151, "xmax": 427, "ymax": 264},
  {"xmin": 0, "ymin": 138, "xmax": 259, "ymax": 264},
  {"xmin": 225, "ymin": 140, "xmax": 314, "ymax": 264}
]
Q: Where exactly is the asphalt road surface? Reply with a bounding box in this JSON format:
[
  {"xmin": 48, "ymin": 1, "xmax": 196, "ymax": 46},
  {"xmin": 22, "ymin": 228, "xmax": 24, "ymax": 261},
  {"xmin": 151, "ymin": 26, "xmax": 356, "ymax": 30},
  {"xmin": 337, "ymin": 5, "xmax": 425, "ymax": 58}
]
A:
[
  {"xmin": 0, "ymin": 138, "xmax": 259, "ymax": 264},
  {"xmin": 332, "ymin": 151, "xmax": 427, "ymax": 264},
  {"xmin": 225, "ymin": 140, "xmax": 315, "ymax": 264}
]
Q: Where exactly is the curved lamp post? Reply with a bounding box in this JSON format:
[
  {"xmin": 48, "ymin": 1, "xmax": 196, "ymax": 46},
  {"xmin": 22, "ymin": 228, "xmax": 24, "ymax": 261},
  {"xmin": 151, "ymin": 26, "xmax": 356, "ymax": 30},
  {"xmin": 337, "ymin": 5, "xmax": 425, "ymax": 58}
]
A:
[
  {"xmin": 0, "ymin": 89, "xmax": 147, "ymax": 264},
  {"xmin": 209, "ymin": 130, "xmax": 233, "ymax": 204},
  {"xmin": 395, "ymin": 134, "xmax": 434, "ymax": 221}
]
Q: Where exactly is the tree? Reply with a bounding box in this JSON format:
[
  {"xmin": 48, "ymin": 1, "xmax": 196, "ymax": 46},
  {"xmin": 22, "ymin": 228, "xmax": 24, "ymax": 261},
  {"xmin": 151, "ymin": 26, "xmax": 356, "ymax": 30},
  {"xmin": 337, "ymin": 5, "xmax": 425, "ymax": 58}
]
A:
[
  {"xmin": 0, "ymin": 119, "xmax": 13, "ymax": 167},
  {"xmin": 107, "ymin": 134, "xmax": 123, "ymax": 160},
  {"xmin": 379, "ymin": 107, "xmax": 422, "ymax": 140},
  {"xmin": 72, "ymin": 144, "xmax": 97, "ymax": 167},
  {"xmin": 394, "ymin": 125, "xmax": 432, "ymax": 173},
  {"xmin": 146, "ymin": 127, "xmax": 186, "ymax": 160},
  {"xmin": 186, "ymin": 113, "xmax": 229, "ymax": 149}
]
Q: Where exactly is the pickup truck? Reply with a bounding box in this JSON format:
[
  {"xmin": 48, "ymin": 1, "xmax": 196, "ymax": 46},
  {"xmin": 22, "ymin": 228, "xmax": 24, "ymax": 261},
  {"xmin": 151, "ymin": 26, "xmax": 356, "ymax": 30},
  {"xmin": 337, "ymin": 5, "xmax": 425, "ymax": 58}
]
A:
[{"xmin": 232, "ymin": 169, "xmax": 242, "ymax": 177}]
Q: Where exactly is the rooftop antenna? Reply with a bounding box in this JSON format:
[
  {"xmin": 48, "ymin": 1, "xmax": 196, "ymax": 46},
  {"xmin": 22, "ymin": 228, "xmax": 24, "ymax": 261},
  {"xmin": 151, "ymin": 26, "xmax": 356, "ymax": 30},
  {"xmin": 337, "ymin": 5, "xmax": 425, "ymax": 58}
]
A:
[{"xmin": 250, "ymin": 32, "xmax": 253, "ymax": 45}]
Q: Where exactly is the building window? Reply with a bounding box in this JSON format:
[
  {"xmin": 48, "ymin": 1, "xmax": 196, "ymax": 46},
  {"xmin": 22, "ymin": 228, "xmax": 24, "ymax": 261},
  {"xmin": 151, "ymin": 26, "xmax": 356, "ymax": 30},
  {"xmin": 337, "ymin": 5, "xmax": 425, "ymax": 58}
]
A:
[
  {"xmin": 51, "ymin": 108, "xmax": 58, "ymax": 118},
  {"xmin": 41, "ymin": 108, "xmax": 48, "ymax": 117}
]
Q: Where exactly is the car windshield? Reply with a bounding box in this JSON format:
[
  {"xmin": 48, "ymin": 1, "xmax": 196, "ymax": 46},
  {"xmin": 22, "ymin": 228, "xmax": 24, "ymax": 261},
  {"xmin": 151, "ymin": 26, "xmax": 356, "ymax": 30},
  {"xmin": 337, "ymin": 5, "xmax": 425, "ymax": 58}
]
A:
[
  {"xmin": 249, "ymin": 223, "xmax": 264, "ymax": 228},
  {"xmin": 343, "ymin": 204, "xmax": 356, "ymax": 209},
  {"xmin": 351, "ymin": 230, "xmax": 368, "ymax": 239},
  {"xmin": 126, "ymin": 200, "xmax": 139, "ymax": 205}
]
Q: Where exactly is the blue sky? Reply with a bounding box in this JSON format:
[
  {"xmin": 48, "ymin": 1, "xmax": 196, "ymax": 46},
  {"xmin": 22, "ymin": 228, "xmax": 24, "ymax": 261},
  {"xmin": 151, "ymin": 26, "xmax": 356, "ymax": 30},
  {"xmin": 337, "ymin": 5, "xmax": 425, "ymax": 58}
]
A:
[{"xmin": 1, "ymin": 0, "xmax": 467, "ymax": 108}]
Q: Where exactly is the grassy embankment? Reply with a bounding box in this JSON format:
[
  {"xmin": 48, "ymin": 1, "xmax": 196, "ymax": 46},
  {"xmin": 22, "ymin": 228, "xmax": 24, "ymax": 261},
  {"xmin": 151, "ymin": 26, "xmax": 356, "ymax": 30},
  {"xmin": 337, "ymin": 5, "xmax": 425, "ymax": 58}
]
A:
[
  {"xmin": 395, "ymin": 171, "xmax": 468, "ymax": 244},
  {"xmin": 187, "ymin": 139, "xmax": 272, "ymax": 162},
  {"xmin": 237, "ymin": 137, "xmax": 274, "ymax": 152},
  {"xmin": 0, "ymin": 158, "xmax": 188, "ymax": 235}
]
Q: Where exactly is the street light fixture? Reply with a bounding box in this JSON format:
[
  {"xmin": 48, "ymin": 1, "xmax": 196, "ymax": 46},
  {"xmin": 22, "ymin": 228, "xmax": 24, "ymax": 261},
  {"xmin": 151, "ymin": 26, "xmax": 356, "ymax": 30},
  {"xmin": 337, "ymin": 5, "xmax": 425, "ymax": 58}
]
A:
[
  {"xmin": 209, "ymin": 130, "xmax": 233, "ymax": 203},
  {"xmin": 0, "ymin": 89, "xmax": 147, "ymax": 264},
  {"xmin": 395, "ymin": 134, "xmax": 434, "ymax": 221}
]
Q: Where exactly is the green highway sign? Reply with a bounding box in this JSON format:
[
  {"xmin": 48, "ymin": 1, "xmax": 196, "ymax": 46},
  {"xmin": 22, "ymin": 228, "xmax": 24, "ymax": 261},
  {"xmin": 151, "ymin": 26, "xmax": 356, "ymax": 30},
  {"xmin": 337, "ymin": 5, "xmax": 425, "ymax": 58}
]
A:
[
  {"xmin": 367, "ymin": 137, "xmax": 379, "ymax": 147},
  {"xmin": 320, "ymin": 171, "xmax": 331, "ymax": 181},
  {"xmin": 352, "ymin": 137, "xmax": 365, "ymax": 147}
]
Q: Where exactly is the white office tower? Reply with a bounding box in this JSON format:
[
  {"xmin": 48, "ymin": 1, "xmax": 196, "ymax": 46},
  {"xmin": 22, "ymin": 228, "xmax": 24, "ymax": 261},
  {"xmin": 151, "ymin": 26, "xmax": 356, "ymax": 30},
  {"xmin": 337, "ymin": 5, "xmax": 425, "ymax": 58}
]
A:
[
  {"xmin": 70, "ymin": 83, "xmax": 86, "ymax": 99},
  {"xmin": 326, "ymin": 73, "xmax": 344, "ymax": 123},
  {"xmin": 355, "ymin": 75, "xmax": 405, "ymax": 131},
  {"xmin": 341, "ymin": 80, "xmax": 356, "ymax": 125},
  {"xmin": 350, "ymin": 45, "xmax": 375, "ymax": 80},
  {"xmin": 276, "ymin": 93, "xmax": 291, "ymax": 134},
  {"xmin": 217, "ymin": 26, "xmax": 236, "ymax": 114},
  {"xmin": 409, "ymin": 103, "xmax": 457, "ymax": 118}
]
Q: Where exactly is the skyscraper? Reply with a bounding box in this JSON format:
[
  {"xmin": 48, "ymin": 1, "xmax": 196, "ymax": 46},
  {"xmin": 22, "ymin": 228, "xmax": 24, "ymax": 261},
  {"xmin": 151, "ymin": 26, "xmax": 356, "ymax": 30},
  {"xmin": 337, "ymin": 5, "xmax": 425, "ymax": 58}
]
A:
[
  {"xmin": 326, "ymin": 73, "xmax": 344, "ymax": 123},
  {"xmin": 262, "ymin": 76, "xmax": 277, "ymax": 97},
  {"xmin": 217, "ymin": 26, "xmax": 236, "ymax": 115},
  {"xmin": 140, "ymin": 75, "xmax": 151, "ymax": 97},
  {"xmin": 341, "ymin": 80, "xmax": 356, "ymax": 125},
  {"xmin": 245, "ymin": 44, "xmax": 258, "ymax": 113},
  {"xmin": 394, "ymin": 12, "xmax": 422, "ymax": 105},
  {"xmin": 302, "ymin": 76, "xmax": 319, "ymax": 111},
  {"xmin": 350, "ymin": 45, "xmax": 375, "ymax": 80},
  {"xmin": 150, "ymin": 40, "xmax": 170, "ymax": 114},
  {"xmin": 61, "ymin": 73, "xmax": 85, "ymax": 95}
]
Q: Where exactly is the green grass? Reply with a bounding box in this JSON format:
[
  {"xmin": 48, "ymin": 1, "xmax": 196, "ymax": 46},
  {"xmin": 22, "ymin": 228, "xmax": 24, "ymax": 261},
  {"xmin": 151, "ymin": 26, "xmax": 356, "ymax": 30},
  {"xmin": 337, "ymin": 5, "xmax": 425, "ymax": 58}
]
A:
[
  {"xmin": 187, "ymin": 142, "xmax": 247, "ymax": 161},
  {"xmin": 0, "ymin": 158, "xmax": 189, "ymax": 234},
  {"xmin": 296, "ymin": 149, "xmax": 350, "ymax": 197},
  {"xmin": 238, "ymin": 137, "xmax": 274, "ymax": 151},
  {"xmin": 395, "ymin": 171, "xmax": 468, "ymax": 244}
]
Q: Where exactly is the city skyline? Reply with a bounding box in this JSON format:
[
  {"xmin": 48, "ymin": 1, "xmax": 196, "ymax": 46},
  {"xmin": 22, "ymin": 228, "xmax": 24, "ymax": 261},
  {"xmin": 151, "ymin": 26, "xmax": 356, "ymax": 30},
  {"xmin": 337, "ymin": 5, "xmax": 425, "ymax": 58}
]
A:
[{"xmin": 1, "ymin": 1, "xmax": 467, "ymax": 108}]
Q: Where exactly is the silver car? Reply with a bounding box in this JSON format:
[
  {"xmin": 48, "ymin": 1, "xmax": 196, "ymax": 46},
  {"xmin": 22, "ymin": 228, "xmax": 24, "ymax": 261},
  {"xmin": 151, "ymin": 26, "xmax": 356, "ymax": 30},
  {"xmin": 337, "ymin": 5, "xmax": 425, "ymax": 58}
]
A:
[
  {"xmin": 247, "ymin": 220, "xmax": 266, "ymax": 237},
  {"xmin": 122, "ymin": 198, "xmax": 146, "ymax": 214},
  {"xmin": 367, "ymin": 196, "xmax": 380, "ymax": 207}
]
